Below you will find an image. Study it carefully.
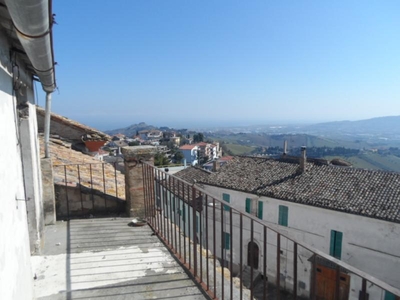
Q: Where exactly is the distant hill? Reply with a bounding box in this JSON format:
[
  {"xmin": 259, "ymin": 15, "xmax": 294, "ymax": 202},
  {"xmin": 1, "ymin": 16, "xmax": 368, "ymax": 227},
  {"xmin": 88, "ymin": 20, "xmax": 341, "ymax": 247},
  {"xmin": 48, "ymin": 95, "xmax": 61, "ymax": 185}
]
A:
[
  {"xmin": 305, "ymin": 116, "xmax": 400, "ymax": 135},
  {"xmin": 105, "ymin": 122, "xmax": 157, "ymax": 137}
]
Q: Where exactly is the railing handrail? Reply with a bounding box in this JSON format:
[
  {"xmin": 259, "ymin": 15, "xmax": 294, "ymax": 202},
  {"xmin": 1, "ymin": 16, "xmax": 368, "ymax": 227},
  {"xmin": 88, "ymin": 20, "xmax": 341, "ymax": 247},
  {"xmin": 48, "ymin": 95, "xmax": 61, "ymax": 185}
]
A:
[{"xmin": 143, "ymin": 161, "xmax": 400, "ymax": 296}]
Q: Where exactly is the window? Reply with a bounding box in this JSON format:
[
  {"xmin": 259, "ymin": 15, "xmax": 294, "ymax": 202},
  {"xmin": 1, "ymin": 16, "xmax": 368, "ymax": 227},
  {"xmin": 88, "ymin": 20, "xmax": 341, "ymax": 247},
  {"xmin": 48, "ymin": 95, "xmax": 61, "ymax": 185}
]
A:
[
  {"xmin": 330, "ymin": 230, "xmax": 343, "ymax": 260},
  {"xmin": 223, "ymin": 232, "xmax": 230, "ymax": 250},
  {"xmin": 278, "ymin": 205, "xmax": 288, "ymax": 226},
  {"xmin": 258, "ymin": 201, "xmax": 263, "ymax": 220},
  {"xmin": 385, "ymin": 291, "xmax": 399, "ymax": 300},
  {"xmin": 245, "ymin": 198, "xmax": 252, "ymax": 213},
  {"xmin": 223, "ymin": 193, "xmax": 230, "ymax": 211}
]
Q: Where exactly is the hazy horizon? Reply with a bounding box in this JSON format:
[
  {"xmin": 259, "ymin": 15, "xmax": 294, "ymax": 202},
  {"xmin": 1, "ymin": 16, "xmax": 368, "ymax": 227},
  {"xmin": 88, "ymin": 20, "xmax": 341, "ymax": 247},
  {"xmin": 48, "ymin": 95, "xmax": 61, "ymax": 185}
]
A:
[{"xmin": 42, "ymin": 1, "xmax": 400, "ymax": 130}]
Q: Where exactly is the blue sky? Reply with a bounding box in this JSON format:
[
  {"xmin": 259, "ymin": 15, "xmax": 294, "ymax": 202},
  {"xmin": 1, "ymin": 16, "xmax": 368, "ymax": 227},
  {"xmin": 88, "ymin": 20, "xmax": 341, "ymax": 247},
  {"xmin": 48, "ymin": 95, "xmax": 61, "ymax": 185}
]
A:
[{"xmin": 44, "ymin": 1, "xmax": 400, "ymax": 130}]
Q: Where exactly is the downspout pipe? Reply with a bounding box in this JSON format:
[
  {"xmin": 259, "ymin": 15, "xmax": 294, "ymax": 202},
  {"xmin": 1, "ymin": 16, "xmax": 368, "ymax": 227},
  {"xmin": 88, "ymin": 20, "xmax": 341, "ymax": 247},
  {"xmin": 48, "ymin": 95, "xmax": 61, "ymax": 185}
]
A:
[
  {"xmin": 5, "ymin": 0, "xmax": 56, "ymax": 93},
  {"xmin": 44, "ymin": 93, "xmax": 52, "ymax": 158},
  {"xmin": 5, "ymin": 0, "xmax": 57, "ymax": 157}
]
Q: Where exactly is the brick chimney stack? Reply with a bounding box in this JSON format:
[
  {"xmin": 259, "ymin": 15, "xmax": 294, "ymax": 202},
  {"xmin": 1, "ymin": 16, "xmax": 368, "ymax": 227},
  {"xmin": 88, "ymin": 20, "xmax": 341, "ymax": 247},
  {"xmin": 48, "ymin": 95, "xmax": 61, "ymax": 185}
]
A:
[
  {"xmin": 300, "ymin": 146, "xmax": 307, "ymax": 172},
  {"xmin": 213, "ymin": 160, "xmax": 220, "ymax": 172}
]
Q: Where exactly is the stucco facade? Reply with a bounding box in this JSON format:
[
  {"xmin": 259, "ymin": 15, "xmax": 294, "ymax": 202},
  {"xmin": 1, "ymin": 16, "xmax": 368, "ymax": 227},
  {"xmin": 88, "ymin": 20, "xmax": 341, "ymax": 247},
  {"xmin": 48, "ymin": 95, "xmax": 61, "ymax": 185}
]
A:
[
  {"xmin": 200, "ymin": 184, "xmax": 400, "ymax": 299},
  {"xmin": 0, "ymin": 32, "xmax": 37, "ymax": 300}
]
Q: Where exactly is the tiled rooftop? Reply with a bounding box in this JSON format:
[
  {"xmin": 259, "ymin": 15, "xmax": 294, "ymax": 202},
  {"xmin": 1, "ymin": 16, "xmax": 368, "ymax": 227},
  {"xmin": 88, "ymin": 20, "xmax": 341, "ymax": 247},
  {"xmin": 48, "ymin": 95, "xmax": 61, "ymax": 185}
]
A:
[
  {"xmin": 176, "ymin": 156, "xmax": 400, "ymax": 223},
  {"xmin": 39, "ymin": 135, "xmax": 126, "ymax": 199}
]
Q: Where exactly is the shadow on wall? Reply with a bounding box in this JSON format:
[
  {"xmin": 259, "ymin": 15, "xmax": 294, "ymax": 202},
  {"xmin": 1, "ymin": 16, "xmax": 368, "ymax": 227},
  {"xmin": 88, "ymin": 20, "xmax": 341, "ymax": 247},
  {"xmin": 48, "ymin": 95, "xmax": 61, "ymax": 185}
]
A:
[{"xmin": 55, "ymin": 184, "xmax": 126, "ymax": 219}]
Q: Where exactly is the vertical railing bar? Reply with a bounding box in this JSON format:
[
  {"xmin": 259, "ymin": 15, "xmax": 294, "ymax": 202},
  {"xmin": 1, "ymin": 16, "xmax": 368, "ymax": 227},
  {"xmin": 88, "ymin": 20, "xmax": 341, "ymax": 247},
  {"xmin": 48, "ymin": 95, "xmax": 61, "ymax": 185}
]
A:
[
  {"xmin": 114, "ymin": 162, "xmax": 118, "ymax": 199},
  {"xmin": 187, "ymin": 184, "xmax": 192, "ymax": 270},
  {"xmin": 90, "ymin": 164, "xmax": 94, "ymax": 212},
  {"xmin": 192, "ymin": 185, "xmax": 198, "ymax": 278},
  {"xmin": 163, "ymin": 172, "xmax": 169, "ymax": 246},
  {"xmin": 178, "ymin": 180, "xmax": 182, "ymax": 258},
  {"xmin": 159, "ymin": 169, "xmax": 163, "ymax": 236},
  {"xmin": 250, "ymin": 219, "xmax": 254, "ymax": 300},
  {"xmin": 221, "ymin": 202, "xmax": 224, "ymax": 300},
  {"xmin": 199, "ymin": 192, "xmax": 203, "ymax": 283},
  {"xmin": 240, "ymin": 214, "xmax": 243, "ymax": 300},
  {"xmin": 168, "ymin": 175, "xmax": 174, "ymax": 252},
  {"xmin": 142, "ymin": 163, "xmax": 148, "ymax": 219},
  {"xmin": 151, "ymin": 166, "xmax": 156, "ymax": 228},
  {"xmin": 229, "ymin": 207, "xmax": 233, "ymax": 300},
  {"xmin": 172, "ymin": 177, "xmax": 177, "ymax": 253},
  {"xmin": 205, "ymin": 194, "xmax": 210, "ymax": 291},
  {"xmin": 64, "ymin": 165, "xmax": 70, "ymax": 220},
  {"xmin": 335, "ymin": 264, "xmax": 340, "ymax": 300},
  {"xmin": 102, "ymin": 163, "xmax": 107, "ymax": 210},
  {"xmin": 263, "ymin": 226, "xmax": 267, "ymax": 300},
  {"xmin": 293, "ymin": 242, "xmax": 298, "ymax": 300},
  {"xmin": 276, "ymin": 232, "xmax": 281, "ymax": 300},
  {"xmin": 312, "ymin": 254, "xmax": 317, "ymax": 300},
  {"xmin": 154, "ymin": 168, "xmax": 158, "ymax": 231},
  {"xmin": 77, "ymin": 165, "xmax": 84, "ymax": 214},
  {"xmin": 213, "ymin": 197, "xmax": 217, "ymax": 297},
  {"xmin": 361, "ymin": 278, "xmax": 367, "ymax": 300},
  {"xmin": 183, "ymin": 181, "xmax": 186, "ymax": 264},
  {"xmin": 162, "ymin": 170, "xmax": 166, "ymax": 239}
]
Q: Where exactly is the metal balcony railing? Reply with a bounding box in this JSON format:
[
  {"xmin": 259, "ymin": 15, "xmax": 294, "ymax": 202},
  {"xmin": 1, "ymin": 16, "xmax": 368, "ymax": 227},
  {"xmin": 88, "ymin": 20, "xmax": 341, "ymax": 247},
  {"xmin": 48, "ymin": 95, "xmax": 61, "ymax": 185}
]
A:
[
  {"xmin": 53, "ymin": 162, "xmax": 125, "ymax": 218},
  {"xmin": 142, "ymin": 162, "xmax": 400, "ymax": 300}
]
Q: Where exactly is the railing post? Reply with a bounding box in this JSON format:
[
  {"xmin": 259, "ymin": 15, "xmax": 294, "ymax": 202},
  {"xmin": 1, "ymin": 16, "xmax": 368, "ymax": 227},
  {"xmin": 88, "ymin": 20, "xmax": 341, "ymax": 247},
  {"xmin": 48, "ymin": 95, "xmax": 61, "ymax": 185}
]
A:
[{"xmin": 121, "ymin": 146, "xmax": 156, "ymax": 218}]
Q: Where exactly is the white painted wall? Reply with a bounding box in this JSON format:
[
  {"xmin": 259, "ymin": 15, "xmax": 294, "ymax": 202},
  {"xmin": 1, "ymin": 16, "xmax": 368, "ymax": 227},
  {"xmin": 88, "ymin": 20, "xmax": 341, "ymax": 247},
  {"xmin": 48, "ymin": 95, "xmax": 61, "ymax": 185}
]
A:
[
  {"xmin": 201, "ymin": 184, "xmax": 400, "ymax": 299},
  {"xmin": 0, "ymin": 32, "xmax": 39, "ymax": 299}
]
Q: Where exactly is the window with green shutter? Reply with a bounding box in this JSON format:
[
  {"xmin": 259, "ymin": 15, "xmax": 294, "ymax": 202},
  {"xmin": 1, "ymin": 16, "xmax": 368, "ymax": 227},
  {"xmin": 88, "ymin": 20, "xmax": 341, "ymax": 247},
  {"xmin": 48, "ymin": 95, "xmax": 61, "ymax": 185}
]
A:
[
  {"xmin": 258, "ymin": 201, "xmax": 263, "ymax": 220},
  {"xmin": 223, "ymin": 193, "xmax": 230, "ymax": 211},
  {"xmin": 223, "ymin": 232, "xmax": 230, "ymax": 250},
  {"xmin": 245, "ymin": 198, "xmax": 252, "ymax": 213},
  {"xmin": 329, "ymin": 230, "xmax": 343, "ymax": 259},
  {"xmin": 384, "ymin": 291, "xmax": 398, "ymax": 300},
  {"xmin": 278, "ymin": 205, "xmax": 288, "ymax": 226}
]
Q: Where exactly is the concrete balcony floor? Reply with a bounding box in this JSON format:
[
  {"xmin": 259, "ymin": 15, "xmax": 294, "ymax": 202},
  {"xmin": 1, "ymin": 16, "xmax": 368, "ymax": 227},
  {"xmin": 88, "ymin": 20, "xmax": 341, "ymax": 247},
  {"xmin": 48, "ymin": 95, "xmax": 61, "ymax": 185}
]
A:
[{"xmin": 31, "ymin": 218, "xmax": 209, "ymax": 300}]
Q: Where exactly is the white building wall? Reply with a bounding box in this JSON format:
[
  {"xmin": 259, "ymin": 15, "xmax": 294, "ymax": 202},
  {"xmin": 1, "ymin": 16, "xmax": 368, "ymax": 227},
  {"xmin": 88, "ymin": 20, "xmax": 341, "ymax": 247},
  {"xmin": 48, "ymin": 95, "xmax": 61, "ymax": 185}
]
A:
[
  {"xmin": 201, "ymin": 184, "xmax": 400, "ymax": 299},
  {"xmin": 0, "ymin": 33, "xmax": 35, "ymax": 299}
]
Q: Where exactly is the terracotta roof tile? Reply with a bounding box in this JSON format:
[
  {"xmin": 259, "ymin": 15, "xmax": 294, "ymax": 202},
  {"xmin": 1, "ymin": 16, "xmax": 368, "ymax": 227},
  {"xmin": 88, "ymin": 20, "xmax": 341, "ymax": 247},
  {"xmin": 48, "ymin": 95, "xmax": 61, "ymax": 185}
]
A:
[{"xmin": 178, "ymin": 156, "xmax": 400, "ymax": 223}]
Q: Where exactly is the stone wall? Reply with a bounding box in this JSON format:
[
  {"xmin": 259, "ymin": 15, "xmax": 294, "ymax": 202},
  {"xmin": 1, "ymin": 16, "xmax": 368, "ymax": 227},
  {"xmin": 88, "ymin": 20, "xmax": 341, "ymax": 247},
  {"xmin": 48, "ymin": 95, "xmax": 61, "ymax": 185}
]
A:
[{"xmin": 55, "ymin": 184, "xmax": 126, "ymax": 218}]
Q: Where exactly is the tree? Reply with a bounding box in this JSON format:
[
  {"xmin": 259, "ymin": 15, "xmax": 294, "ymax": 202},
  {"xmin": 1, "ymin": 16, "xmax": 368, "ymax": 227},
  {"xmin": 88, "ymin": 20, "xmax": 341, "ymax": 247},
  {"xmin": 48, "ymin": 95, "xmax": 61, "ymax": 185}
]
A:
[
  {"xmin": 174, "ymin": 151, "xmax": 184, "ymax": 163},
  {"xmin": 128, "ymin": 141, "xmax": 140, "ymax": 146},
  {"xmin": 193, "ymin": 133, "xmax": 204, "ymax": 143},
  {"xmin": 154, "ymin": 152, "xmax": 170, "ymax": 166}
]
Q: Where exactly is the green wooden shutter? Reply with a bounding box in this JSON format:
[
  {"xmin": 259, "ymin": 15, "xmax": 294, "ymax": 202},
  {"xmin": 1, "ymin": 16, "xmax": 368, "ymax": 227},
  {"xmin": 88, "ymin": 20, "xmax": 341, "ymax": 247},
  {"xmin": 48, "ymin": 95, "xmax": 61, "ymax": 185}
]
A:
[
  {"xmin": 223, "ymin": 232, "xmax": 230, "ymax": 250},
  {"xmin": 278, "ymin": 205, "xmax": 288, "ymax": 226},
  {"xmin": 196, "ymin": 215, "xmax": 199, "ymax": 233},
  {"xmin": 258, "ymin": 201, "xmax": 263, "ymax": 220},
  {"xmin": 385, "ymin": 291, "xmax": 397, "ymax": 300},
  {"xmin": 223, "ymin": 193, "xmax": 230, "ymax": 211},
  {"xmin": 182, "ymin": 205, "xmax": 185, "ymax": 222},
  {"xmin": 245, "ymin": 198, "xmax": 251, "ymax": 213},
  {"xmin": 334, "ymin": 231, "xmax": 343, "ymax": 259},
  {"xmin": 330, "ymin": 230, "xmax": 343, "ymax": 259},
  {"xmin": 330, "ymin": 230, "xmax": 336, "ymax": 256}
]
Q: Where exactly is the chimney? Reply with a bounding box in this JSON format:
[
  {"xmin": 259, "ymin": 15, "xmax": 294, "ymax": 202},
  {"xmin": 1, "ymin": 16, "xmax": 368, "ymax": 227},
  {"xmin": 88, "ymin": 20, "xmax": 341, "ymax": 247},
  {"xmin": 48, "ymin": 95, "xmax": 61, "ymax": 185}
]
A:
[
  {"xmin": 283, "ymin": 140, "xmax": 288, "ymax": 156},
  {"xmin": 213, "ymin": 160, "xmax": 220, "ymax": 172},
  {"xmin": 300, "ymin": 146, "xmax": 306, "ymax": 172}
]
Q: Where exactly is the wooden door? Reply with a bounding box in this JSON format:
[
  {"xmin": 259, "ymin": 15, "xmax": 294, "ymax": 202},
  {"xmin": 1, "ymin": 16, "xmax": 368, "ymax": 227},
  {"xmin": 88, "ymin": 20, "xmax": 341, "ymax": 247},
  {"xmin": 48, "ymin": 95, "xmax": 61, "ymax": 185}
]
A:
[{"xmin": 315, "ymin": 264, "xmax": 350, "ymax": 300}]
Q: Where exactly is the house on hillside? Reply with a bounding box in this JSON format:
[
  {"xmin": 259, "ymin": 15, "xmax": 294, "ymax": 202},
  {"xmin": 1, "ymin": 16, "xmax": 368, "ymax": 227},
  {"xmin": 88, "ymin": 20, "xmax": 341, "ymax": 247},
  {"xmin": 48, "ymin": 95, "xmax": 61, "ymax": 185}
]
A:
[
  {"xmin": 179, "ymin": 144, "xmax": 199, "ymax": 165},
  {"xmin": 174, "ymin": 150, "xmax": 400, "ymax": 299}
]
